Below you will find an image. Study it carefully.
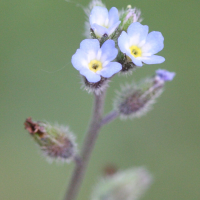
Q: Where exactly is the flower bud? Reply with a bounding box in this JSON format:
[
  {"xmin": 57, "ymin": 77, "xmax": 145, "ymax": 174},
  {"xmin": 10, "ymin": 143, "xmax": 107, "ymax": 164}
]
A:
[
  {"xmin": 114, "ymin": 70, "xmax": 175, "ymax": 119},
  {"xmin": 91, "ymin": 167, "xmax": 152, "ymax": 200},
  {"xmin": 117, "ymin": 52, "xmax": 137, "ymax": 75},
  {"xmin": 119, "ymin": 5, "xmax": 142, "ymax": 32},
  {"xmin": 24, "ymin": 118, "xmax": 77, "ymax": 163},
  {"xmin": 156, "ymin": 69, "xmax": 176, "ymax": 82}
]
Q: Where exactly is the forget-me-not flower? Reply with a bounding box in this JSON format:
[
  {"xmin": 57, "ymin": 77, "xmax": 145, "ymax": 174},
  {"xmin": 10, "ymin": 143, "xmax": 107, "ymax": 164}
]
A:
[
  {"xmin": 118, "ymin": 22, "xmax": 165, "ymax": 67},
  {"xmin": 71, "ymin": 39, "xmax": 122, "ymax": 83},
  {"xmin": 156, "ymin": 69, "xmax": 176, "ymax": 82},
  {"xmin": 90, "ymin": 6, "xmax": 121, "ymax": 38}
]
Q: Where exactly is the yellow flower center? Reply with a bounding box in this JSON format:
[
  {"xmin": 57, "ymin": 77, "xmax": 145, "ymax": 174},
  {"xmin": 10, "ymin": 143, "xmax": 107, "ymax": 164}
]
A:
[
  {"xmin": 89, "ymin": 60, "xmax": 103, "ymax": 72},
  {"xmin": 129, "ymin": 45, "xmax": 142, "ymax": 58}
]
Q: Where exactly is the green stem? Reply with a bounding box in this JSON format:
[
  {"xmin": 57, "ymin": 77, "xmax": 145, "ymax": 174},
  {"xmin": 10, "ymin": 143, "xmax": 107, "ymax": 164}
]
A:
[{"xmin": 64, "ymin": 90, "xmax": 106, "ymax": 200}]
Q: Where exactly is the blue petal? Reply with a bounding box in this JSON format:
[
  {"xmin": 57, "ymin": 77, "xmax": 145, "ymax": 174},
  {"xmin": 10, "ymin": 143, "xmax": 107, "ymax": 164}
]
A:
[
  {"xmin": 127, "ymin": 22, "xmax": 149, "ymax": 45},
  {"xmin": 80, "ymin": 39, "xmax": 100, "ymax": 57},
  {"xmin": 100, "ymin": 40, "xmax": 118, "ymax": 62},
  {"xmin": 142, "ymin": 31, "xmax": 164, "ymax": 55},
  {"xmin": 97, "ymin": 62, "xmax": 122, "ymax": 78},
  {"xmin": 80, "ymin": 68, "xmax": 101, "ymax": 83},
  {"xmin": 141, "ymin": 55, "xmax": 165, "ymax": 64},
  {"xmin": 91, "ymin": 23, "xmax": 108, "ymax": 38},
  {"xmin": 71, "ymin": 49, "xmax": 88, "ymax": 70},
  {"xmin": 108, "ymin": 21, "xmax": 121, "ymax": 36},
  {"xmin": 108, "ymin": 7, "xmax": 119, "ymax": 26},
  {"xmin": 118, "ymin": 31, "xmax": 130, "ymax": 53},
  {"xmin": 89, "ymin": 6, "xmax": 108, "ymax": 26},
  {"xmin": 156, "ymin": 69, "xmax": 176, "ymax": 81}
]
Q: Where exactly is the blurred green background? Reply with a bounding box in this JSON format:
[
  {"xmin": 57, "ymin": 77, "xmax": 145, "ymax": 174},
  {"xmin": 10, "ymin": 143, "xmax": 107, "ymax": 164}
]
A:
[{"xmin": 0, "ymin": 0, "xmax": 199, "ymax": 199}]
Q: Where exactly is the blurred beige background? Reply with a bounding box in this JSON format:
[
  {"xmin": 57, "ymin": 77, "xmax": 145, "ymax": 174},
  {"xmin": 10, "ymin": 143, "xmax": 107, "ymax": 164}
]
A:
[{"xmin": 0, "ymin": 0, "xmax": 199, "ymax": 199}]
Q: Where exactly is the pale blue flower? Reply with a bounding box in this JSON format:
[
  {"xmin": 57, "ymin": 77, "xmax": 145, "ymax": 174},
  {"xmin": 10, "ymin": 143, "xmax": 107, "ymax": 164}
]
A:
[
  {"xmin": 118, "ymin": 22, "xmax": 165, "ymax": 67},
  {"xmin": 71, "ymin": 39, "xmax": 122, "ymax": 83},
  {"xmin": 90, "ymin": 6, "xmax": 121, "ymax": 38},
  {"xmin": 156, "ymin": 69, "xmax": 176, "ymax": 81}
]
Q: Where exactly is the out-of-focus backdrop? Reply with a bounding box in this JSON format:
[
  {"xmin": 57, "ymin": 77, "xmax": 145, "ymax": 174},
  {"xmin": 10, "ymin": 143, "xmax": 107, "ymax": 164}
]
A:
[{"xmin": 0, "ymin": 0, "xmax": 199, "ymax": 199}]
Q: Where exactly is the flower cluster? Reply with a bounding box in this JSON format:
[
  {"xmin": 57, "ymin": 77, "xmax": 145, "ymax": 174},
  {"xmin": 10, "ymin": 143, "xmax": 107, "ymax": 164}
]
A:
[
  {"xmin": 71, "ymin": 0, "xmax": 170, "ymax": 95},
  {"xmin": 24, "ymin": 2, "xmax": 176, "ymax": 200}
]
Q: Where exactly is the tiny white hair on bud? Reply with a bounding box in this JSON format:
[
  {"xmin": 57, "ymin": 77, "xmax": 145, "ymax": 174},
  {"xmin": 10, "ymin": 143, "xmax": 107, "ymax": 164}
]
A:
[
  {"xmin": 119, "ymin": 6, "xmax": 143, "ymax": 32},
  {"xmin": 91, "ymin": 167, "xmax": 152, "ymax": 200},
  {"xmin": 36, "ymin": 122, "xmax": 77, "ymax": 163},
  {"xmin": 118, "ymin": 69, "xmax": 134, "ymax": 77},
  {"xmin": 65, "ymin": 0, "xmax": 84, "ymax": 9},
  {"xmin": 80, "ymin": 75, "xmax": 110, "ymax": 95},
  {"xmin": 113, "ymin": 78, "xmax": 164, "ymax": 120}
]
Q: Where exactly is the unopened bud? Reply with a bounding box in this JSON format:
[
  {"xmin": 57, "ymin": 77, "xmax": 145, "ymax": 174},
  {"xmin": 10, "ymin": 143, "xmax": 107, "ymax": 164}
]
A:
[
  {"xmin": 91, "ymin": 167, "xmax": 152, "ymax": 200},
  {"xmin": 24, "ymin": 118, "xmax": 77, "ymax": 163},
  {"xmin": 81, "ymin": 76, "xmax": 110, "ymax": 95},
  {"xmin": 114, "ymin": 70, "xmax": 175, "ymax": 119},
  {"xmin": 117, "ymin": 52, "xmax": 137, "ymax": 75},
  {"xmin": 156, "ymin": 69, "xmax": 176, "ymax": 82},
  {"xmin": 119, "ymin": 6, "xmax": 142, "ymax": 32}
]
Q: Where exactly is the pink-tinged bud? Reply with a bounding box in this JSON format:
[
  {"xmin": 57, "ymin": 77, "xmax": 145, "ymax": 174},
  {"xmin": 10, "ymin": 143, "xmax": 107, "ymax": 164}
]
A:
[
  {"xmin": 114, "ymin": 72, "xmax": 174, "ymax": 119},
  {"xmin": 125, "ymin": 7, "xmax": 142, "ymax": 23},
  {"xmin": 24, "ymin": 118, "xmax": 77, "ymax": 163},
  {"xmin": 91, "ymin": 167, "xmax": 152, "ymax": 200},
  {"xmin": 119, "ymin": 5, "xmax": 142, "ymax": 32}
]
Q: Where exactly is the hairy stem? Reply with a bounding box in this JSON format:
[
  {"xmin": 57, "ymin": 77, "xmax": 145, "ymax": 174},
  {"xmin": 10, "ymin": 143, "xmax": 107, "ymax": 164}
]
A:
[
  {"xmin": 64, "ymin": 90, "xmax": 106, "ymax": 200},
  {"xmin": 101, "ymin": 110, "xmax": 119, "ymax": 126}
]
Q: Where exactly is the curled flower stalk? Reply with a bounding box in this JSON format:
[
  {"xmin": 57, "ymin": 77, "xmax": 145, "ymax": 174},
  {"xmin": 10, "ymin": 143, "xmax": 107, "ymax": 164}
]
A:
[{"xmin": 24, "ymin": 1, "xmax": 176, "ymax": 200}]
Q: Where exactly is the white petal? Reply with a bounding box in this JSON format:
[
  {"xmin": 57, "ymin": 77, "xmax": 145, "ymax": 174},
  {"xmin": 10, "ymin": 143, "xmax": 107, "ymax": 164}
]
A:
[
  {"xmin": 80, "ymin": 39, "xmax": 100, "ymax": 60},
  {"xmin": 100, "ymin": 40, "xmax": 118, "ymax": 63},
  {"xmin": 108, "ymin": 7, "xmax": 119, "ymax": 26},
  {"xmin": 80, "ymin": 68, "xmax": 101, "ymax": 83},
  {"xmin": 89, "ymin": 6, "xmax": 108, "ymax": 26},
  {"xmin": 97, "ymin": 62, "xmax": 122, "ymax": 78},
  {"xmin": 141, "ymin": 55, "xmax": 165, "ymax": 64},
  {"xmin": 118, "ymin": 31, "xmax": 130, "ymax": 53},
  {"xmin": 71, "ymin": 49, "xmax": 88, "ymax": 70},
  {"xmin": 91, "ymin": 23, "xmax": 108, "ymax": 38},
  {"xmin": 127, "ymin": 22, "xmax": 149, "ymax": 46},
  {"xmin": 141, "ymin": 31, "xmax": 164, "ymax": 55}
]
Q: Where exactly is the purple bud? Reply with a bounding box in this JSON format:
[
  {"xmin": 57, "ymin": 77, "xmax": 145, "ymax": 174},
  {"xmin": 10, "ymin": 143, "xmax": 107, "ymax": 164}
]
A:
[
  {"xmin": 114, "ymin": 77, "xmax": 164, "ymax": 119},
  {"xmin": 156, "ymin": 69, "xmax": 176, "ymax": 82}
]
